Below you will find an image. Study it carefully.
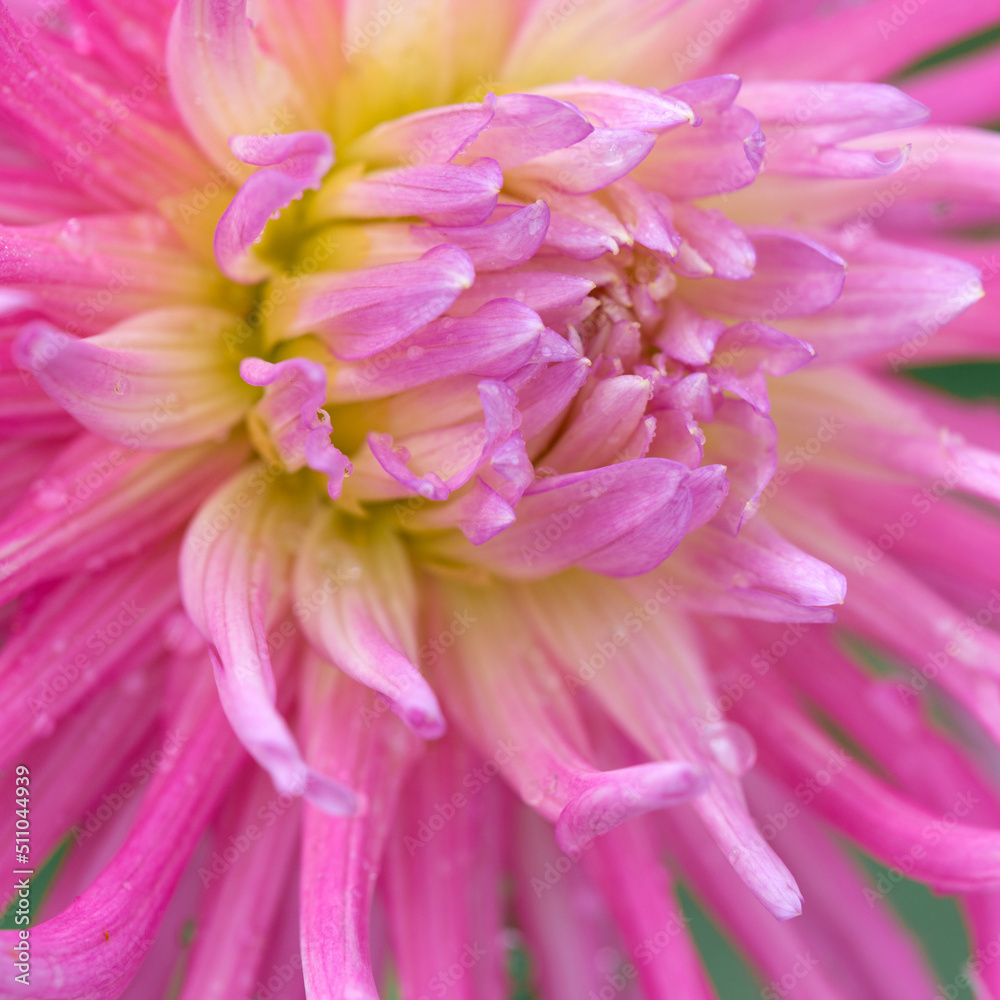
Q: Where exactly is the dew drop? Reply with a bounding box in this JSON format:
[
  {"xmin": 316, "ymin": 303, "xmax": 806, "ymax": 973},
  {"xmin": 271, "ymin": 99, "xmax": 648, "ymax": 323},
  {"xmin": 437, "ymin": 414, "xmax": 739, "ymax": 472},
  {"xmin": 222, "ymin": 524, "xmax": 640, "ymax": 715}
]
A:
[
  {"xmin": 57, "ymin": 218, "xmax": 90, "ymax": 261},
  {"xmin": 31, "ymin": 482, "xmax": 68, "ymax": 511},
  {"xmin": 702, "ymin": 721, "xmax": 757, "ymax": 777},
  {"xmin": 406, "ymin": 345, "xmax": 425, "ymax": 361},
  {"xmin": 338, "ymin": 562, "xmax": 362, "ymax": 581},
  {"xmin": 31, "ymin": 714, "xmax": 54, "ymax": 738},
  {"xmin": 524, "ymin": 783, "xmax": 544, "ymax": 806},
  {"xmin": 122, "ymin": 672, "xmax": 146, "ymax": 695},
  {"xmin": 71, "ymin": 27, "xmax": 92, "ymax": 55}
]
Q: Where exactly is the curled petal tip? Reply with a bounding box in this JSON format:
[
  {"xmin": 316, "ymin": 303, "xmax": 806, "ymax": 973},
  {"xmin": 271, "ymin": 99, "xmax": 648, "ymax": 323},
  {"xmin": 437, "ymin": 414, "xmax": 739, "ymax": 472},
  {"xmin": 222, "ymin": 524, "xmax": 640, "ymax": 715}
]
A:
[
  {"xmin": 397, "ymin": 703, "xmax": 447, "ymax": 740},
  {"xmin": 302, "ymin": 768, "xmax": 361, "ymax": 817},
  {"xmin": 11, "ymin": 320, "xmax": 66, "ymax": 373},
  {"xmin": 555, "ymin": 761, "xmax": 708, "ymax": 855},
  {"xmin": 390, "ymin": 674, "xmax": 447, "ymax": 739}
]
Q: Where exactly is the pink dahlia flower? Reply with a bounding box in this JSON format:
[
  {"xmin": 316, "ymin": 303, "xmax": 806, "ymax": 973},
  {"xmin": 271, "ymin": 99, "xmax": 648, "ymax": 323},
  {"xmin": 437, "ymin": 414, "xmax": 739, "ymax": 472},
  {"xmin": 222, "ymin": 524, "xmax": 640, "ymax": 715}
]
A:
[{"xmin": 2, "ymin": 0, "xmax": 1000, "ymax": 996}]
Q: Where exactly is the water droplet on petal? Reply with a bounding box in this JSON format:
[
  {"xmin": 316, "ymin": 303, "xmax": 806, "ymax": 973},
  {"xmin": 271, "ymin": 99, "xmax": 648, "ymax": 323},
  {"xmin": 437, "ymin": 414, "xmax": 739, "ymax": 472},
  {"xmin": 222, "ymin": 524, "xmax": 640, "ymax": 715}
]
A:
[
  {"xmin": 31, "ymin": 482, "xmax": 68, "ymax": 511},
  {"xmin": 122, "ymin": 672, "xmax": 146, "ymax": 695},
  {"xmin": 702, "ymin": 722, "xmax": 757, "ymax": 777},
  {"xmin": 58, "ymin": 218, "xmax": 90, "ymax": 261},
  {"xmin": 524, "ymin": 783, "xmax": 544, "ymax": 806},
  {"xmin": 406, "ymin": 346, "xmax": 425, "ymax": 361},
  {"xmin": 32, "ymin": 714, "xmax": 54, "ymax": 738}
]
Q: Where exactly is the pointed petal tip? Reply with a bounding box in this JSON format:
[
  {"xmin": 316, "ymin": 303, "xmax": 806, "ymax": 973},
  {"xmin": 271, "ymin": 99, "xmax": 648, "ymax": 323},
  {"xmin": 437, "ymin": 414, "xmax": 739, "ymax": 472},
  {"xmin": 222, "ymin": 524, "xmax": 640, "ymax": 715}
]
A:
[
  {"xmin": 391, "ymin": 683, "xmax": 447, "ymax": 740},
  {"xmin": 771, "ymin": 883, "xmax": 804, "ymax": 921},
  {"xmin": 396, "ymin": 704, "xmax": 447, "ymax": 740}
]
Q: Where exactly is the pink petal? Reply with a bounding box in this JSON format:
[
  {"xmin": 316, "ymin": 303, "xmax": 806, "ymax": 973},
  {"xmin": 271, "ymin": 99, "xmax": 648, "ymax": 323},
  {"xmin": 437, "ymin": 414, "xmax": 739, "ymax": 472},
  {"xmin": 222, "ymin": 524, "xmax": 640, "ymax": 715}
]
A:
[
  {"xmin": 672, "ymin": 202, "xmax": 756, "ymax": 280},
  {"xmin": 0, "ymin": 658, "xmax": 162, "ymax": 864},
  {"xmin": 725, "ymin": 0, "xmax": 1000, "ymax": 83},
  {"xmin": 330, "ymin": 299, "xmax": 548, "ymax": 400},
  {"xmin": 681, "ymin": 229, "xmax": 846, "ymax": 319},
  {"xmin": 686, "ymin": 517, "xmax": 846, "ymax": 619},
  {"xmin": 605, "ymin": 179, "xmax": 682, "ymax": 257},
  {"xmin": 782, "ymin": 232, "xmax": 984, "ymax": 363},
  {"xmin": 521, "ymin": 574, "xmax": 804, "ymax": 919},
  {"xmin": 180, "ymin": 465, "xmax": 358, "ymax": 815},
  {"xmin": 706, "ymin": 321, "xmax": 816, "ymax": 414},
  {"xmin": 321, "ymin": 157, "xmax": 503, "ymax": 226},
  {"xmin": 364, "ymin": 380, "xmax": 526, "ymax": 501},
  {"xmin": 383, "ymin": 734, "xmax": 508, "ymax": 1000},
  {"xmin": 633, "ymin": 97, "xmax": 764, "ymax": 199},
  {"xmin": 464, "ymin": 458, "xmax": 700, "ymax": 578},
  {"xmin": 584, "ymin": 820, "xmax": 716, "ymax": 1000},
  {"xmin": 507, "ymin": 128, "xmax": 657, "ymax": 196},
  {"xmin": 0, "ymin": 431, "xmax": 247, "ymax": 604},
  {"xmin": 904, "ymin": 45, "xmax": 1000, "ymax": 127},
  {"xmin": 0, "ymin": 213, "xmax": 218, "ymax": 336},
  {"xmin": 293, "ymin": 511, "xmax": 445, "ymax": 739},
  {"xmin": 0, "ymin": 10, "xmax": 210, "ymax": 207},
  {"xmin": 539, "ymin": 190, "xmax": 630, "ymax": 259},
  {"xmin": 556, "ymin": 760, "xmax": 707, "ymax": 855},
  {"xmin": 346, "ymin": 96, "xmax": 497, "ymax": 166},
  {"xmin": 240, "ymin": 356, "xmax": 351, "ymax": 499},
  {"xmin": 180, "ymin": 764, "xmax": 302, "ymax": 1000},
  {"xmin": 464, "ymin": 93, "xmax": 595, "ymax": 167},
  {"xmin": 704, "ymin": 397, "xmax": 779, "ymax": 534},
  {"xmin": 655, "ymin": 301, "xmax": 724, "ymax": 367},
  {"xmin": 0, "ymin": 661, "xmax": 244, "ymax": 998},
  {"xmin": 299, "ymin": 659, "xmax": 422, "ymax": 1000},
  {"xmin": 413, "ymin": 200, "xmax": 551, "ymax": 271},
  {"xmin": 167, "ymin": 0, "xmax": 302, "ymax": 167},
  {"xmin": 740, "ymin": 81, "xmax": 928, "ymax": 179},
  {"xmin": 433, "ymin": 583, "xmax": 705, "ymax": 830},
  {"xmin": 513, "ymin": 808, "xmax": 623, "ymax": 1000},
  {"xmin": 14, "ymin": 309, "xmax": 256, "ymax": 448},
  {"xmin": 0, "ymin": 542, "xmax": 180, "ymax": 768},
  {"xmin": 543, "ymin": 374, "xmax": 654, "ymax": 473},
  {"xmin": 214, "ymin": 131, "xmax": 335, "ymax": 283},
  {"xmin": 745, "ymin": 681, "xmax": 1000, "ymax": 892},
  {"xmin": 294, "ymin": 245, "xmax": 475, "ymax": 359},
  {"xmin": 513, "ymin": 357, "xmax": 592, "ymax": 448},
  {"xmin": 535, "ymin": 79, "xmax": 696, "ymax": 131},
  {"xmin": 661, "ymin": 800, "xmax": 848, "ymax": 994},
  {"xmin": 452, "ymin": 267, "xmax": 595, "ymax": 323}
]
